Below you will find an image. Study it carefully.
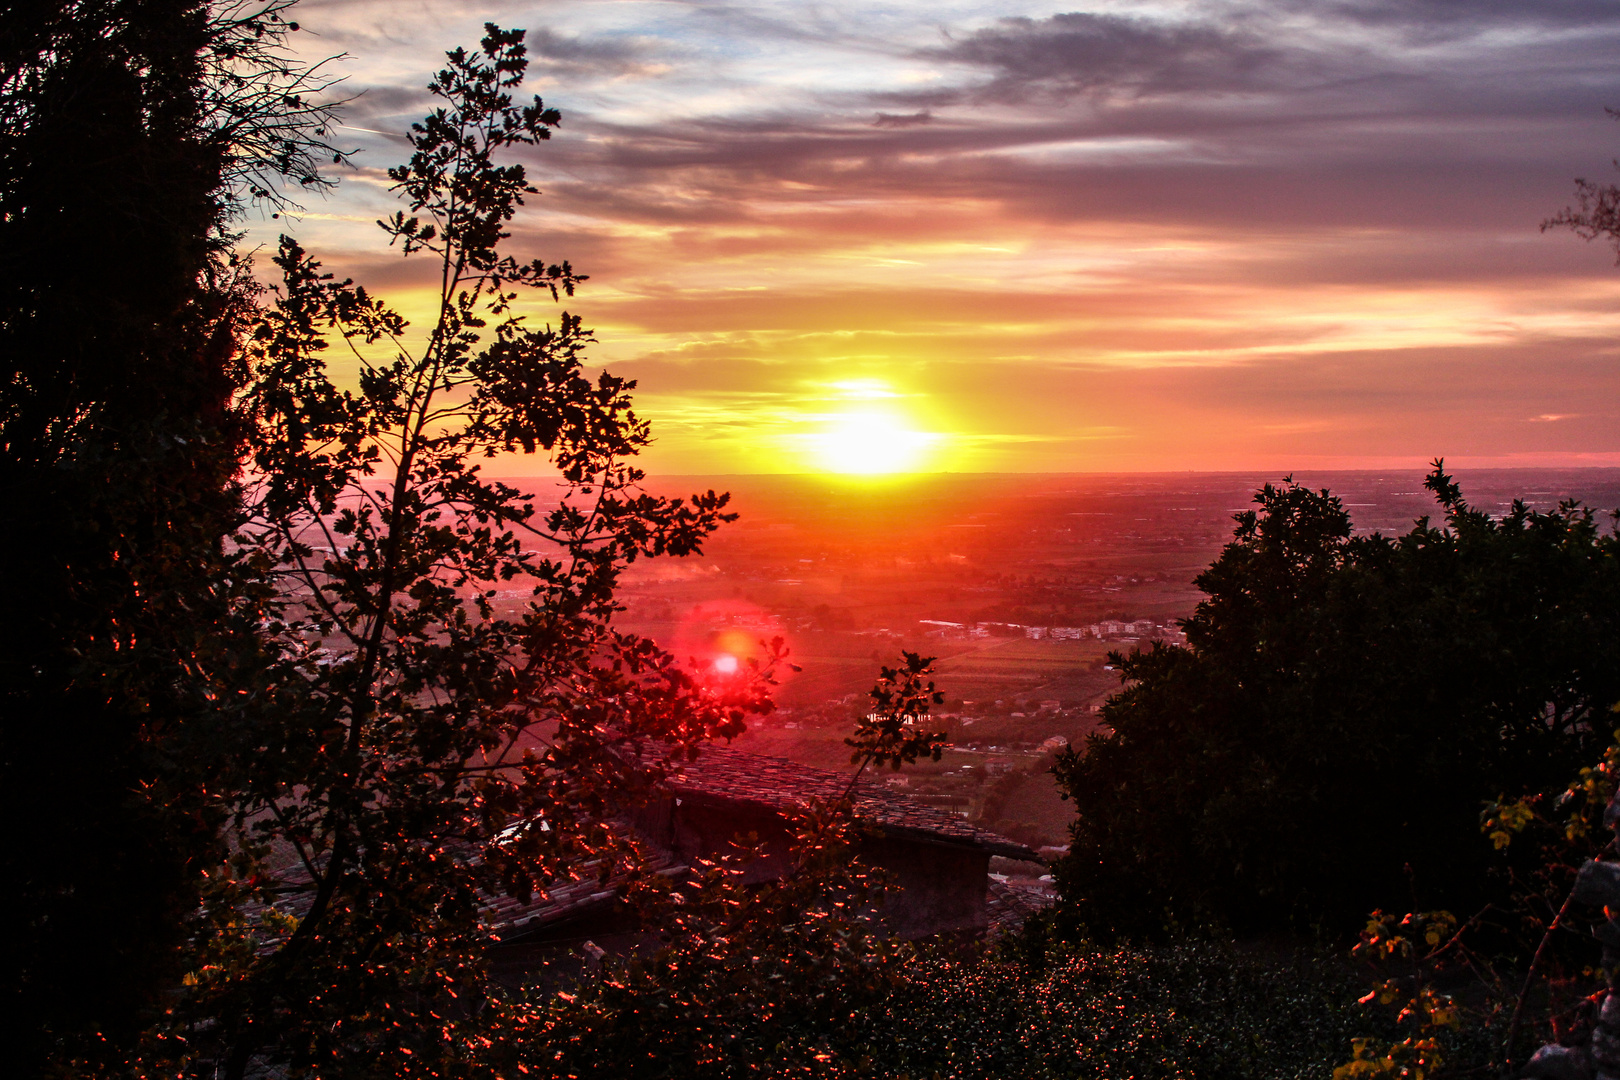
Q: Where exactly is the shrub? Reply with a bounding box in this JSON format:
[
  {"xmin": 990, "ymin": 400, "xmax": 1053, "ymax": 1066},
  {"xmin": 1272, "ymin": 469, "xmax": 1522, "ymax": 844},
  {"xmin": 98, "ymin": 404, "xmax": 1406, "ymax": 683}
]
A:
[
  {"xmin": 1054, "ymin": 465, "xmax": 1620, "ymax": 938},
  {"xmin": 859, "ymin": 940, "xmax": 1383, "ymax": 1080}
]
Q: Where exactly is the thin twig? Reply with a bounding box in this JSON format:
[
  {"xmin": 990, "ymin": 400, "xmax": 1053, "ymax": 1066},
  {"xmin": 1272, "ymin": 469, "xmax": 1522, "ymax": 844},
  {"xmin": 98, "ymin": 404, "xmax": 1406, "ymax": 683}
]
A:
[
  {"xmin": 1506, "ymin": 837, "xmax": 1616, "ymax": 1062},
  {"xmin": 1507, "ymin": 886, "xmax": 1577, "ymax": 1061}
]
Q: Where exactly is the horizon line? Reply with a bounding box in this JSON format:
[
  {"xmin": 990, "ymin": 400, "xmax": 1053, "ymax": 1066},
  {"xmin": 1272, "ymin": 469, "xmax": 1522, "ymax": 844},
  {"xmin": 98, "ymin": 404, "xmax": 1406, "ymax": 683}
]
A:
[{"xmin": 483, "ymin": 464, "xmax": 1620, "ymax": 482}]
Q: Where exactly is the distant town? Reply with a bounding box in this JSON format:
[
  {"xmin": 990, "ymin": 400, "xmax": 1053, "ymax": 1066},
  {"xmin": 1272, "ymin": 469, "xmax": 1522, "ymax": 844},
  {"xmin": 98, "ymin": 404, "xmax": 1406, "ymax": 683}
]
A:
[{"xmin": 919, "ymin": 616, "xmax": 1186, "ymax": 644}]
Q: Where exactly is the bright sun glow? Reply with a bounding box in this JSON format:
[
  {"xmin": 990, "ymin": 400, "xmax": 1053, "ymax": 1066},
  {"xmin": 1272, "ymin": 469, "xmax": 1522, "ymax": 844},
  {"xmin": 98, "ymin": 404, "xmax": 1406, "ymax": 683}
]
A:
[{"xmin": 813, "ymin": 410, "xmax": 935, "ymax": 475}]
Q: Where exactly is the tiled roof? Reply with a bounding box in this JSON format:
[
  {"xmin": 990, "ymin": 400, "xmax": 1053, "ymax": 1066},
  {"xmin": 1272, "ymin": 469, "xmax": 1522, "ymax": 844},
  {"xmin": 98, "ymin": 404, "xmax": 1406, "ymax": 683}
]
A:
[
  {"xmin": 658, "ymin": 745, "xmax": 1039, "ymax": 861},
  {"xmin": 985, "ymin": 878, "xmax": 1056, "ymax": 938},
  {"xmin": 241, "ymin": 746, "xmax": 1037, "ymax": 952}
]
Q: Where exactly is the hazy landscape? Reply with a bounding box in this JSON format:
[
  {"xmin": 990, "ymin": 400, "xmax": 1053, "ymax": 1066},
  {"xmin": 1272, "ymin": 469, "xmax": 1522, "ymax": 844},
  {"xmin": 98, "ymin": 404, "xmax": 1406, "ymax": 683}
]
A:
[
  {"xmin": 483, "ymin": 468, "xmax": 1620, "ymax": 850},
  {"xmin": 22, "ymin": 0, "xmax": 1620, "ymax": 1073}
]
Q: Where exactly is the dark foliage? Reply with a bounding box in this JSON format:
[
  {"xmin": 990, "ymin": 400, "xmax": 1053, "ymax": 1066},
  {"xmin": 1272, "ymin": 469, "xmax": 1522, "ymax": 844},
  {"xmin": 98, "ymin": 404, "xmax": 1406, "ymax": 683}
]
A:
[
  {"xmin": 520, "ymin": 655, "xmax": 951, "ymax": 1078},
  {"xmin": 536, "ymin": 937, "xmax": 1379, "ymax": 1079},
  {"xmin": 846, "ymin": 649, "xmax": 948, "ymax": 771},
  {"xmin": 867, "ymin": 941, "xmax": 1378, "ymax": 1079},
  {"xmin": 525, "ymin": 802, "xmax": 902, "ymax": 1079},
  {"xmin": 0, "ymin": 1, "xmax": 337, "ymax": 1068},
  {"xmin": 1053, "ymin": 464, "xmax": 1620, "ymax": 939},
  {"xmin": 142, "ymin": 26, "xmax": 786, "ymax": 1079}
]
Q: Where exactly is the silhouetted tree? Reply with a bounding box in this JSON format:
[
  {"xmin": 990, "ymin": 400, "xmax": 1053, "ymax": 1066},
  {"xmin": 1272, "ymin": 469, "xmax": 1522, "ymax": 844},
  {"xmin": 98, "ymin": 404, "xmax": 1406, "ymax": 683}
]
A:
[
  {"xmin": 1052, "ymin": 465, "xmax": 1620, "ymax": 939},
  {"xmin": 130, "ymin": 27, "xmax": 789, "ymax": 1078},
  {"xmin": 0, "ymin": 1, "xmax": 341, "ymax": 1068}
]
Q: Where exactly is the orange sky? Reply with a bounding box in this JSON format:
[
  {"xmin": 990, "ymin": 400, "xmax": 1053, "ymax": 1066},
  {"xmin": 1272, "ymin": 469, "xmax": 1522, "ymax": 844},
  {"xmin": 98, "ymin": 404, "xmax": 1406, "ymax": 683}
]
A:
[{"xmin": 252, "ymin": 0, "xmax": 1620, "ymax": 474}]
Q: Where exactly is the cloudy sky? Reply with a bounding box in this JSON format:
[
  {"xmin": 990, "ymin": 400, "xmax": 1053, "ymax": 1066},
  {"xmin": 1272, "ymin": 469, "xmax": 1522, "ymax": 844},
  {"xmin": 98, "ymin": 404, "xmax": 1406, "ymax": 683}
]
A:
[{"xmin": 251, "ymin": 0, "xmax": 1620, "ymax": 474}]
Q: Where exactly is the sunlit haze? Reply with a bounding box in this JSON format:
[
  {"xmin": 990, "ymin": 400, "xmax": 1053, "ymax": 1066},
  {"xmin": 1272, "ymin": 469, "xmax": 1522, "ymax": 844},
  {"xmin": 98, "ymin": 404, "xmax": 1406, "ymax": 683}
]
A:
[
  {"xmin": 813, "ymin": 411, "xmax": 936, "ymax": 475},
  {"xmin": 250, "ymin": 0, "xmax": 1620, "ymax": 474}
]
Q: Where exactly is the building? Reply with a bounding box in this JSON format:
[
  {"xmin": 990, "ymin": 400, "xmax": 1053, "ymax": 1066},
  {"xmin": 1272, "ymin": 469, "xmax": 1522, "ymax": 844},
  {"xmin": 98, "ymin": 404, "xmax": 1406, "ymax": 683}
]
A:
[
  {"xmin": 627, "ymin": 747, "xmax": 1038, "ymax": 940},
  {"xmin": 259, "ymin": 748, "xmax": 1047, "ymax": 982},
  {"xmin": 486, "ymin": 747, "xmax": 1041, "ymax": 972}
]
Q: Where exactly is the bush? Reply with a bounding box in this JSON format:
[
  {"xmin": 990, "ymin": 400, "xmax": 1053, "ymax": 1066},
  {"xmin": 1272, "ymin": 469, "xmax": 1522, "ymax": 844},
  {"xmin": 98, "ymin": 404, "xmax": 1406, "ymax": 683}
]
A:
[
  {"xmin": 1054, "ymin": 465, "xmax": 1620, "ymax": 938},
  {"xmin": 858, "ymin": 940, "xmax": 1382, "ymax": 1080}
]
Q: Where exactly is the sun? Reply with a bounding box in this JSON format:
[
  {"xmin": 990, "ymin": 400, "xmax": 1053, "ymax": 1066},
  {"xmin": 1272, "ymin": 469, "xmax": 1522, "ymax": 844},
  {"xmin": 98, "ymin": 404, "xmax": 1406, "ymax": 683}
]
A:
[{"xmin": 813, "ymin": 410, "xmax": 934, "ymax": 475}]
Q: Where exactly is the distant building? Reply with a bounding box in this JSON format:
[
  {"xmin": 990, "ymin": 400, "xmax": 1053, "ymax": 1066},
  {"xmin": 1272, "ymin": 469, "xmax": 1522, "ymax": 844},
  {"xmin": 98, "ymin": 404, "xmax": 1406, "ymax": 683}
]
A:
[{"xmin": 865, "ymin": 712, "xmax": 933, "ymax": 728}]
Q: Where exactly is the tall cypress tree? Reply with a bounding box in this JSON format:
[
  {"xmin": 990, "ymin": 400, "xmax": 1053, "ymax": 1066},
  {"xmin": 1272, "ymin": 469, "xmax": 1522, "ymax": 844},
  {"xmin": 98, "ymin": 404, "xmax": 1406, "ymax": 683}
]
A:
[{"xmin": 0, "ymin": 1, "xmax": 333, "ymax": 1066}]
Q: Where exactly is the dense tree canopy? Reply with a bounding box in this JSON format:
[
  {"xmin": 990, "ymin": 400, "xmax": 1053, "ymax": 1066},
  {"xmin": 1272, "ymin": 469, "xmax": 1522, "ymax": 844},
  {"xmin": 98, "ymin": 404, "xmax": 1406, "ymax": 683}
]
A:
[
  {"xmin": 1053, "ymin": 465, "xmax": 1620, "ymax": 938},
  {"xmin": 0, "ymin": 8, "xmax": 896, "ymax": 1073},
  {"xmin": 0, "ymin": 1, "xmax": 341, "ymax": 1067}
]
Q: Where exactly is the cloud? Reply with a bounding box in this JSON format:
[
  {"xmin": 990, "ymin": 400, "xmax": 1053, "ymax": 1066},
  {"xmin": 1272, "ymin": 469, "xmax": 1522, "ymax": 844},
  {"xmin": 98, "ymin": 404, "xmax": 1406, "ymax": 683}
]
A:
[
  {"xmin": 290, "ymin": 1, "xmax": 1620, "ymax": 251},
  {"xmin": 1319, "ymin": 0, "xmax": 1620, "ymax": 42},
  {"xmin": 248, "ymin": 1, "xmax": 1620, "ymax": 473},
  {"xmin": 897, "ymin": 3, "xmax": 1620, "ymax": 124},
  {"xmin": 872, "ymin": 110, "xmax": 932, "ymax": 128},
  {"xmin": 338, "ymin": 83, "xmax": 433, "ymax": 128},
  {"xmin": 524, "ymin": 27, "xmax": 666, "ymax": 78},
  {"xmin": 602, "ymin": 332, "xmax": 1620, "ymax": 473},
  {"xmin": 925, "ymin": 11, "xmax": 1281, "ymax": 101}
]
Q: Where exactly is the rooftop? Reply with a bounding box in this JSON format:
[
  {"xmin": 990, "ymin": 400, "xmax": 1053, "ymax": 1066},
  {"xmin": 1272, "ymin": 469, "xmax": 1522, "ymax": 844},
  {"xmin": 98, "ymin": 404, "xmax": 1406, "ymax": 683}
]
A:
[
  {"xmin": 246, "ymin": 746, "xmax": 1041, "ymax": 950},
  {"xmin": 658, "ymin": 745, "xmax": 1039, "ymax": 862}
]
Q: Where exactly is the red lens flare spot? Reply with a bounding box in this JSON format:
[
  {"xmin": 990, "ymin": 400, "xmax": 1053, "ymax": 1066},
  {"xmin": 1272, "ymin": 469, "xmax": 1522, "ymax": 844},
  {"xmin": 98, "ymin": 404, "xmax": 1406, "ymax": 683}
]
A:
[{"xmin": 663, "ymin": 597, "xmax": 798, "ymax": 696}]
